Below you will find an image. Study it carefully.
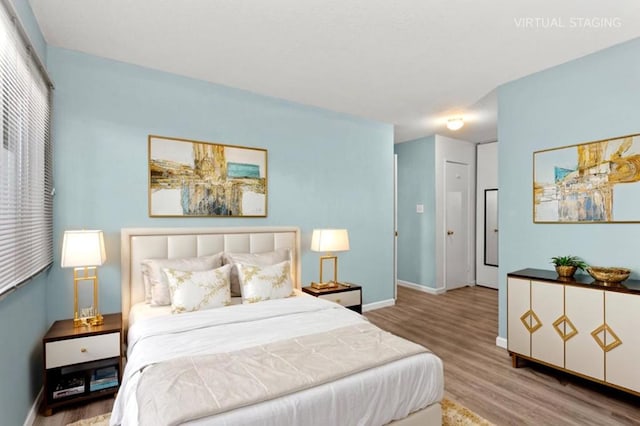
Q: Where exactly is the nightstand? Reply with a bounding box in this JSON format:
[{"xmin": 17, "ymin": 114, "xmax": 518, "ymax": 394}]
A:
[
  {"xmin": 302, "ymin": 283, "xmax": 362, "ymax": 314},
  {"xmin": 42, "ymin": 313, "xmax": 123, "ymax": 416}
]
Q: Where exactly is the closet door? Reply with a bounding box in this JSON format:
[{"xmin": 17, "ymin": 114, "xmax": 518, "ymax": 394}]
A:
[
  {"xmin": 565, "ymin": 286, "xmax": 604, "ymax": 380},
  {"xmin": 530, "ymin": 281, "xmax": 564, "ymax": 368},
  {"xmin": 605, "ymin": 291, "xmax": 640, "ymax": 393}
]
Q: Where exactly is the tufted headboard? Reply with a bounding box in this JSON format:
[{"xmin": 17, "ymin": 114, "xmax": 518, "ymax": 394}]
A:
[{"xmin": 120, "ymin": 226, "xmax": 301, "ymax": 326}]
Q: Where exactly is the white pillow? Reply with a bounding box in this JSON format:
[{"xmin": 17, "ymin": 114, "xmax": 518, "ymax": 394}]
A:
[
  {"xmin": 142, "ymin": 253, "xmax": 223, "ymax": 306},
  {"xmin": 163, "ymin": 264, "xmax": 232, "ymax": 314},
  {"xmin": 224, "ymin": 248, "xmax": 290, "ymax": 297},
  {"xmin": 141, "ymin": 272, "xmax": 152, "ymax": 304},
  {"xmin": 237, "ymin": 260, "xmax": 294, "ymax": 304}
]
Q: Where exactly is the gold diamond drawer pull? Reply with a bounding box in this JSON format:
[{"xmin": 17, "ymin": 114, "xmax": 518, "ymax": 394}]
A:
[
  {"xmin": 520, "ymin": 310, "xmax": 542, "ymax": 333},
  {"xmin": 552, "ymin": 315, "xmax": 578, "ymax": 341},
  {"xmin": 591, "ymin": 324, "xmax": 622, "ymax": 352}
]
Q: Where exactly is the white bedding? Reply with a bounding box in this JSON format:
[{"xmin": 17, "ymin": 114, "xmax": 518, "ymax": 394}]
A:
[
  {"xmin": 127, "ymin": 292, "xmax": 309, "ymax": 328},
  {"xmin": 128, "ymin": 298, "xmax": 242, "ymax": 328},
  {"xmin": 112, "ymin": 296, "xmax": 443, "ymax": 426}
]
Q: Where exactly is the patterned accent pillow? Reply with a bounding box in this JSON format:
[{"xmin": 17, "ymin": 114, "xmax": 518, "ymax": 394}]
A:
[
  {"xmin": 163, "ymin": 264, "xmax": 232, "ymax": 314},
  {"xmin": 237, "ymin": 260, "xmax": 294, "ymax": 304},
  {"xmin": 142, "ymin": 253, "xmax": 223, "ymax": 306},
  {"xmin": 141, "ymin": 272, "xmax": 152, "ymax": 304},
  {"xmin": 224, "ymin": 249, "xmax": 291, "ymax": 297}
]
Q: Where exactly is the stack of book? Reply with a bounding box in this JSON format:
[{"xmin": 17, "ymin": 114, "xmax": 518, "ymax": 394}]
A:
[
  {"xmin": 89, "ymin": 366, "xmax": 118, "ymax": 392},
  {"xmin": 53, "ymin": 375, "xmax": 85, "ymax": 399}
]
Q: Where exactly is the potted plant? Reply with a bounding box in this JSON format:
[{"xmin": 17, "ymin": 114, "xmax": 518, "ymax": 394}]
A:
[{"xmin": 551, "ymin": 255, "xmax": 588, "ymax": 278}]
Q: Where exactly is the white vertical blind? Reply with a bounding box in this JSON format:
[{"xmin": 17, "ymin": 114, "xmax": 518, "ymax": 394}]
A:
[{"xmin": 0, "ymin": 0, "xmax": 53, "ymax": 297}]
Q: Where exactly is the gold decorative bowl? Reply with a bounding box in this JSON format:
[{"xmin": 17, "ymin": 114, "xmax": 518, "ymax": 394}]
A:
[{"xmin": 586, "ymin": 266, "xmax": 631, "ymax": 284}]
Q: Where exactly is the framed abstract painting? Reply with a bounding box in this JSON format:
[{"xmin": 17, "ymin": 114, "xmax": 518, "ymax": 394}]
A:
[
  {"xmin": 148, "ymin": 135, "xmax": 267, "ymax": 217},
  {"xmin": 533, "ymin": 133, "xmax": 640, "ymax": 223}
]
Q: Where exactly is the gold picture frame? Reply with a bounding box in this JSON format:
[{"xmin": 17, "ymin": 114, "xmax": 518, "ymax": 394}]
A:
[
  {"xmin": 533, "ymin": 133, "xmax": 640, "ymax": 223},
  {"xmin": 148, "ymin": 135, "xmax": 267, "ymax": 217}
]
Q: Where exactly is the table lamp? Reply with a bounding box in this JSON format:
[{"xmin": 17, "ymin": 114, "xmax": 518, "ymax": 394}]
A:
[
  {"xmin": 61, "ymin": 230, "xmax": 106, "ymax": 327},
  {"xmin": 310, "ymin": 229, "xmax": 349, "ymax": 289}
]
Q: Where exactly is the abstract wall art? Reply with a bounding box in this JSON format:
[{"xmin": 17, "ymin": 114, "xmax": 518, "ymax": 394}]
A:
[
  {"xmin": 534, "ymin": 133, "xmax": 640, "ymax": 223},
  {"xmin": 148, "ymin": 135, "xmax": 267, "ymax": 217}
]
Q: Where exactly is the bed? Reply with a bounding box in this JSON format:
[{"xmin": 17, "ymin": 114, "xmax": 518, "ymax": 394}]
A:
[{"xmin": 112, "ymin": 226, "xmax": 443, "ymax": 426}]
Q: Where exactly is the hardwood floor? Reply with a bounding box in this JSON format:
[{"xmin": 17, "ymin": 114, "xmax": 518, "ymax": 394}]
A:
[
  {"xmin": 34, "ymin": 397, "xmax": 113, "ymax": 426},
  {"xmin": 366, "ymin": 285, "xmax": 640, "ymax": 426},
  {"xmin": 34, "ymin": 285, "xmax": 640, "ymax": 425}
]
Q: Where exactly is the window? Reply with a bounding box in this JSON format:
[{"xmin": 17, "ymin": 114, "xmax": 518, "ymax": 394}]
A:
[{"xmin": 0, "ymin": 1, "xmax": 53, "ymax": 297}]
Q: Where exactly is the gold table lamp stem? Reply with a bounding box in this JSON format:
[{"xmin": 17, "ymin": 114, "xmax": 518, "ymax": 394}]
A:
[
  {"xmin": 311, "ymin": 252, "xmax": 339, "ymax": 289},
  {"xmin": 73, "ymin": 266, "xmax": 104, "ymax": 327}
]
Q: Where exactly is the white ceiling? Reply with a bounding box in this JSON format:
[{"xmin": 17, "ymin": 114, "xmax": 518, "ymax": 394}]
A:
[{"xmin": 29, "ymin": 0, "xmax": 640, "ymax": 143}]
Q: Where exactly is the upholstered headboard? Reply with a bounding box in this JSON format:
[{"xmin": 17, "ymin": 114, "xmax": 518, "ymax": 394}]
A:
[{"xmin": 120, "ymin": 226, "xmax": 301, "ymax": 326}]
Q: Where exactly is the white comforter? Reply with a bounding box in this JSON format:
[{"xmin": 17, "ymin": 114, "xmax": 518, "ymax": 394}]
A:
[{"xmin": 111, "ymin": 296, "xmax": 443, "ymax": 426}]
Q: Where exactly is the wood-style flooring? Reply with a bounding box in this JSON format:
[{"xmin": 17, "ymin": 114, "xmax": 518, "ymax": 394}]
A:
[
  {"xmin": 366, "ymin": 285, "xmax": 640, "ymax": 426},
  {"xmin": 34, "ymin": 285, "xmax": 640, "ymax": 425},
  {"xmin": 34, "ymin": 397, "xmax": 113, "ymax": 426}
]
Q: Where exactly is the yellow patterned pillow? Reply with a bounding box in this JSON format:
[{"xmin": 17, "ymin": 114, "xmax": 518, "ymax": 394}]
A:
[
  {"xmin": 237, "ymin": 260, "xmax": 294, "ymax": 304},
  {"xmin": 163, "ymin": 264, "xmax": 232, "ymax": 314}
]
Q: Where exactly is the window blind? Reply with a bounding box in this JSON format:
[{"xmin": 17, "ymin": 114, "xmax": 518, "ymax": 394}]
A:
[{"xmin": 0, "ymin": 0, "xmax": 53, "ymax": 297}]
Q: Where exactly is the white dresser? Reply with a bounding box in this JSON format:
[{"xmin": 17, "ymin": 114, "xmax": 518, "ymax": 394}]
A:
[{"xmin": 507, "ymin": 269, "xmax": 640, "ymax": 396}]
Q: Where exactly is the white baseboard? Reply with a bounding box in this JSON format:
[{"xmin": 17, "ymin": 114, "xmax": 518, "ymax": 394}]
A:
[
  {"xmin": 397, "ymin": 280, "xmax": 446, "ymax": 295},
  {"xmin": 23, "ymin": 387, "xmax": 42, "ymax": 426},
  {"xmin": 496, "ymin": 336, "xmax": 507, "ymax": 349},
  {"xmin": 362, "ymin": 298, "xmax": 395, "ymax": 312}
]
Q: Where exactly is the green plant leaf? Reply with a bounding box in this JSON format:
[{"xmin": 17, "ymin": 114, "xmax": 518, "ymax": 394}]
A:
[{"xmin": 550, "ymin": 255, "xmax": 588, "ymax": 270}]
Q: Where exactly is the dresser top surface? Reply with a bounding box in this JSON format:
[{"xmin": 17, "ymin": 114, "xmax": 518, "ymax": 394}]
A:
[{"xmin": 509, "ymin": 268, "xmax": 640, "ymax": 295}]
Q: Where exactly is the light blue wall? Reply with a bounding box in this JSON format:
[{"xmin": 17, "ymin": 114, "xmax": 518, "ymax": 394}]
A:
[
  {"xmin": 0, "ymin": 1, "xmax": 48, "ymax": 423},
  {"xmin": 394, "ymin": 136, "xmax": 436, "ymax": 288},
  {"xmin": 46, "ymin": 47, "xmax": 395, "ymax": 323},
  {"xmin": 8, "ymin": 0, "xmax": 46, "ymax": 60},
  {"xmin": 0, "ymin": 274, "xmax": 48, "ymax": 425},
  {"xmin": 498, "ymin": 37, "xmax": 640, "ymax": 338}
]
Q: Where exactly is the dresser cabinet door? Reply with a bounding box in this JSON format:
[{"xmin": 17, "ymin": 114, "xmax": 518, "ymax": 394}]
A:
[
  {"xmin": 507, "ymin": 277, "xmax": 532, "ymax": 356},
  {"xmin": 565, "ymin": 286, "xmax": 604, "ymax": 380},
  {"xmin": 605, "ymin": 291, "xmax": 640, "ymax": 393},
  {"xmin": 531, "ymin": 281, "xmax": 564, "ymax": 368}
]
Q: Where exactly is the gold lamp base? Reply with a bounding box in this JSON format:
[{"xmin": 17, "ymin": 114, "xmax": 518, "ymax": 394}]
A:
[
  {"xmin": 73, "ymin": 313, "xmax": 104, "ymax": 327},
  {"xmin": 315, "ymin": 254, "xmax": 342, "ymax": 289},
  {"xmin": 311, "ymin": 281, "xmax": 339, "ymax": 290},
  {"xmin": 73, "ymin": 266, "xmax": 103, "ymax": 328}
]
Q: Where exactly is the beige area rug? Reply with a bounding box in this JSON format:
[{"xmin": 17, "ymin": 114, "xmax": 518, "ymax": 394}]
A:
[
  {"xmin": 67, "ymin": 398, "xmax": 493, "ymax": 426},
  {"xmin": 442, "ymin": 398, "xmax": 495, "ymax": 426},
  {"xmin": 66, "ymin": 413, "xmax": 110, "ymax": 426}
]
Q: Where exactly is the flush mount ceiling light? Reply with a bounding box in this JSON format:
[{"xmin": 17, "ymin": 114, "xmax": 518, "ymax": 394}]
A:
[{"xmin": 446, "ymin": 117, "xmax": 464, "ymax": 131}]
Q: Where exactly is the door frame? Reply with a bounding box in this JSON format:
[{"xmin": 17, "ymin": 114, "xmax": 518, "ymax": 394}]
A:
[{"xmin": 393, "ymin": 154, "xmax": 398, "ymax": 300}]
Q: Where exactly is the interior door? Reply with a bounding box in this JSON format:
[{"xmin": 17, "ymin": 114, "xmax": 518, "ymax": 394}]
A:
[{"xmin": 445, "ymin": 161, "xmax": 469, "ymax": 290}]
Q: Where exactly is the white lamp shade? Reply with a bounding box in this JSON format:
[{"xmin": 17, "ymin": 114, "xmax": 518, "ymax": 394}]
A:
[
  {"xmin": 310, "ymin": 229, "xmax": 350, "ymax": 252},
  {"xmin": 61, "ymin": 230, "xmax": 106, "ymax": 268}
]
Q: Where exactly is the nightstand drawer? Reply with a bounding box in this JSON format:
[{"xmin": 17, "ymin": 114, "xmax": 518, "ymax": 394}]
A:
[
  {"xmin": 46, "ymin": 332, "xmax": 120, "ymax": 369},
  {"xmin": 318, "ymin": 289, "xmax": 361, "ymax": 308}
]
